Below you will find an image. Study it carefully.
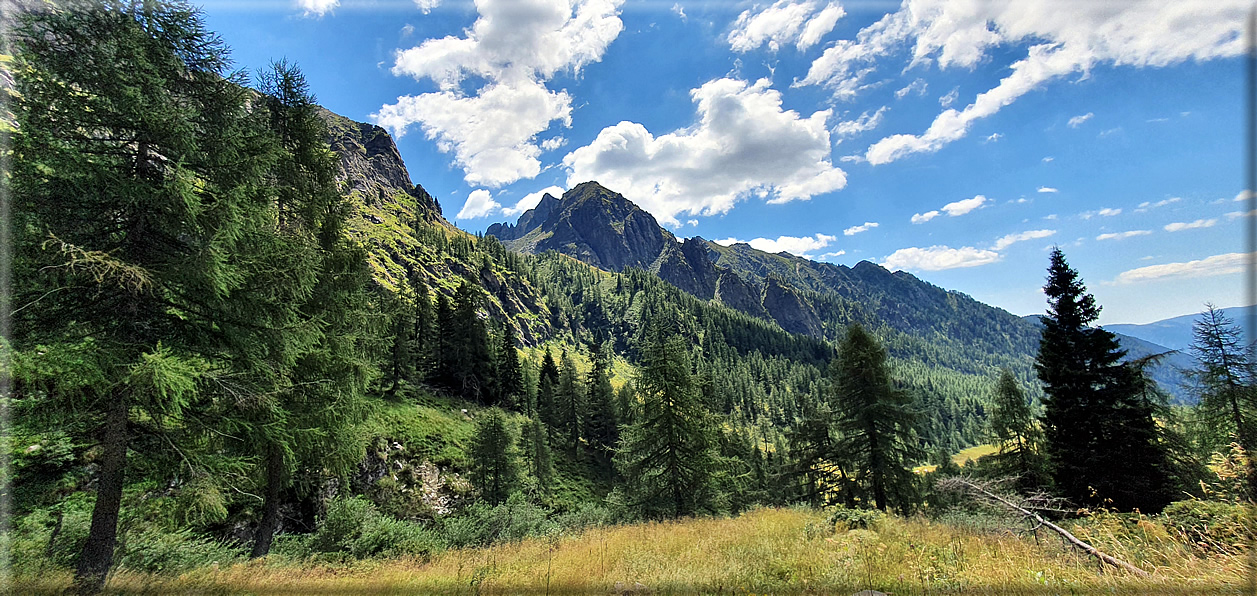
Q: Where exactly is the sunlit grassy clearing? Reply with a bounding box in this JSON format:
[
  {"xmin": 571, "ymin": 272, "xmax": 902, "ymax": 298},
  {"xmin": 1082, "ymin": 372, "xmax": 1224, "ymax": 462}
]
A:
[
  {"xmin": 915, "ymin": 443, "xmax": 1002, "ymax": 474},
  {"xmin": 16, "ymin": 507, "xmax": 1242, "ymax": 594}
]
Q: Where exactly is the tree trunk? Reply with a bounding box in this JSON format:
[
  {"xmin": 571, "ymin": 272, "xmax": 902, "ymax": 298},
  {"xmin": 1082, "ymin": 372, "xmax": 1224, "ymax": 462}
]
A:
[
  {"xmin": 251, "ymin": 445, "xmax": 285, "ymax": 558},
  {"xmin": 74, "ymin": 393, "xmax": 128, "ymax": 594}
]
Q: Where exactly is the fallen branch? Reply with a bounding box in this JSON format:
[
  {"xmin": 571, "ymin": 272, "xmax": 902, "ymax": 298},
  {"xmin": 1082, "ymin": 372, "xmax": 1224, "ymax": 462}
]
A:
[{"xmin": 939, "ymin": 477, "xmax": 1150, "ymax": 577}]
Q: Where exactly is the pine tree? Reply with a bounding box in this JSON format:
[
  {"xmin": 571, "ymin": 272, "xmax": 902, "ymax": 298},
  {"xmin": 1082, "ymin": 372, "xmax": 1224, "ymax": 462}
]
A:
[
  {"xmin": 830, "ymin": 324, "xmax": 923, "ymax": 512},
  {"xmin": 556, "ymin": 350, "xmax": 585, "ymax": 457},
  {"xmin": 469, "ymin": 409, "xmax": 520, "ymax": 505},
  {"xmin": 584, "ymin": 349, "xmax": 619, "ymax": 477},
  {"xmin": 1189, "ymin": 305, "xmax": 1256, "ymax": 454},
  {"xmin": 495, "ymin": 320, "xmax": 525, "ymax": 410},
  {"xmin": 987, "ymin": 369, "xmax": 1048, "ymax": 492},
  {"xmin": 522, "ymin": 416, "xmax": 554, "ymax": 496},
  {"xmin": 616, "ymin": 328, "xmax": 720, "ymax": 518},
  {"xmin": 10, "ymin": 2, "xmax": 280, "ymax": 589},
  {"xmin": 537, "ymin": 348, "xmax": 560, "ymax": 441},
  {"xmin": 451, "ymin": 280, "xmax": 494, "ymax": 402},
  {"xmin": 1035, "ymin": 248, "xmax": 1172, "ymax": 511}
]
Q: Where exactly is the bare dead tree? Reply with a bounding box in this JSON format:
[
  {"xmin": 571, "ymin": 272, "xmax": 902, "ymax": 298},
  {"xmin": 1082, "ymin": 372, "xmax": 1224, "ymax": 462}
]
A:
[{"xmin": 938, "ymin": 476, "xmax": 1151, "ymax": 577}]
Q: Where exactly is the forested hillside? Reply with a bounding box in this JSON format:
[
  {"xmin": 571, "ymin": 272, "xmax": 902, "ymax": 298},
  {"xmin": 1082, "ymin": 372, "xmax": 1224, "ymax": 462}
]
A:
[{"xmin": 5, "ymin": 3, "xmax": 1248, "ymax": 593}]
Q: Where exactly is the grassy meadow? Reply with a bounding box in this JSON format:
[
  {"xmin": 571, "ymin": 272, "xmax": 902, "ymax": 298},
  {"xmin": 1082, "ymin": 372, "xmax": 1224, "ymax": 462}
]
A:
[{"xmin": 13, "ymin": 506, "xmax": 1246, "ymax": 595}]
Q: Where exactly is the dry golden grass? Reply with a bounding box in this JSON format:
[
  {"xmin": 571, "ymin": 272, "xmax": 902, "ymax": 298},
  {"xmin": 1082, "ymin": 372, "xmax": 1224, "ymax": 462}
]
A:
[{"xmin": 15, "ymin": 507, "xmax": 1246, "ymax": 595}]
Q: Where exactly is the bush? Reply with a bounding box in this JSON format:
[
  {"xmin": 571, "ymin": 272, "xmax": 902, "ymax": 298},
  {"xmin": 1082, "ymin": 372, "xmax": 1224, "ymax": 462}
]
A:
[
  {"xmin": 115, "ymin": 528, "xmax": 244, "ymax": 574},
  {"xmin": 311, "ymin": 496, "xmax": 443, "ymax": 559},
  {"xmin": 827, "ymin": 506, "xmax": 885, "ymax": 531},
  {"xmin": 1162, "ymin": 500, "xmax": 1253, "ymax": 556}
]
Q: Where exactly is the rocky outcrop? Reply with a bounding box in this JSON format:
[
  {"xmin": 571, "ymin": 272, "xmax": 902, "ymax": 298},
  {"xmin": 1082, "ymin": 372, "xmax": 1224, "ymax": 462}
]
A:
[
  {"xmin": 653, "ymin": 237, "xmax": 721, "ymax": 300},
  {"xmin": 486, "ymin": 193, "xmax": 560, "ymax": 241},
  {"xmin": 525, "ymin": 182, "xmax": 668, "ymax": 271},
  {"xmin": 319, "ymin": 107, "xmax": 441, "ymax": 218},
  {"xmin": 762, "ymin": 277, "xmax": 823, "ymax": 337},
  {"xmin": 715, "ymin": 269, "xmax": 767, "ymax": 319}
]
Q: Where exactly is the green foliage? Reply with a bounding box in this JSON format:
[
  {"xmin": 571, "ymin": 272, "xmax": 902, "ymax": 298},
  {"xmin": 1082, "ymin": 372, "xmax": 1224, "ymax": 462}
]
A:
[
  {"xmin": 826, "ymin": 505, "xmax": 885, "ymax": 531},
  {"xmin": 1161, "ymin": 500, "xmax": 1253, "ymax": 556},
  {"xmin": 986, "ymin": 369, "xmax": 1049, "ymax": 492},
  {"xmin": 1188, "ymin": 305, "xmax": 1257, "ymax": 462},
  {"xmin": 1036, "ymin": 248, "xmax": 1172, "ymax": 512},
  {"xmin": 311, "ymin": 497, "xmax": 442, "ymax": 559},
  {"xmin": 469, "ymin": 409, "xmax": 521, "ymax": 505}
]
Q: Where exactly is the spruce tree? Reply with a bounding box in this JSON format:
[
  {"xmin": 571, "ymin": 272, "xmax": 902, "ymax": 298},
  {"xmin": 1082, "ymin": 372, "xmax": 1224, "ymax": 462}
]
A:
[
  {"xmin": 495, "ymin": 320, "xmax": 525, "ymax": 410},
  {"xmin": 616, "ymin": 328, "xmax": 720, "ymax": 518},
  {"xmin": 537, "ymin": 348, "xmax": 560, "ymax": 441},
  {"xmin": 987, "ymin": 369, "xmax": 1048, "ymax": 492},
  {"xmin": 556, "ymin": 349, "xmax": 585, "ymax": 457},
  {"xmin": 469, "ymin": 409, "xmax": 520, "ymax": 505},
  {"xmin": 584, "ymin": 349, "xmax": 619, "ymax": 477},
  {"xmin": 830, "ymin": 324, "xmax": 923, "ymax": 512},
  {"xmin": 1035, "ymin": 248, "xmax": 1172, "ymax": 511}
]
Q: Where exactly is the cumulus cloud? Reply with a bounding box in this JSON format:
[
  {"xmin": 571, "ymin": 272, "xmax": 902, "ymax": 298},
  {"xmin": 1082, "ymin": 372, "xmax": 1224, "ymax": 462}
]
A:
[
  {"xmin": 672, "ymin": 3, "xmax": 686, "ymax": 21},
  {"xmin": 562, "ymin": 77, "xmax": 846, "ymax": 226},
  {"xmin": 729, "ymin": 1, "xmax": 846, "ymax": 53},
  {"xmin": 939, "ymin": 87, "xmax": 959, "ymax": 107},
  {"xmin": 415, "ymin": 0, "xmax": 441, "ymax": 13},
  {"xmin": 374, "ymin": 0, "xmax": 624, "ymax": 187},
  {"xmin": 985, "ymin": 132, "xmax": 1002, "ymax": 142},
  {"xmin": 1164, "ymin": 218, "xmax": 1217, "ymax": 232},
  {"xmin": 1096, "ymin": 230, "xmax": 1151, "ymax": 241},
  {"xmin": 1113, "ymin": 252, "xmax": 1251, "ymax": 284},
  {"xmin": 835, "ymin": 106, "xmax": 887, "ymax": 137},
  {"xmin": 1067, "ymin": 112, "xmax": 1094, "ymax": 128},
  {"xmin": 456, "ymin": 189, "xmax": 502, "ymax": 219},
  {"xmin": 883, "ymin": 245, "xmax": 1001, "ymax": 271},
  {"xmin": 1234, "ymin": 189, "xmax": 1255, "ymax": 202},
  {"xmin": 1037, "ymin": 186, "xmax": 1057, "ymax": 193},
  {"xmin": 843, "ymin": 221, "xmax": 879, "ymax": 236},
  {"xmin": 297, "ymin": 0, "xmax": 338, "ymax": 17},
  {"xmin": 713, "ymin": 233, "xmax": 837, "ymax": 257},
  {"xmin": 800, "ymin": 1, "xmax": 1247, "ymax": 164},
  {"xmin": 502, "ymin": 185, "xmax": 565, "ymax": 217},
  {"xmin": 541, "ymin": 136, "xmax": 568, "ymax": 151},
  {"xmin": 991, "ymin": 229, "xmax": 1055, "ymax": 251}
]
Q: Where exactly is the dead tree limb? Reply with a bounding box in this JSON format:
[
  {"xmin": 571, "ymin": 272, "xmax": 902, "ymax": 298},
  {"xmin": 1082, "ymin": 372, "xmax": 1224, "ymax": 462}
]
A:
[{"xmin": 938, "ymin": 477, "xmax": 1151, "ymax": 577}]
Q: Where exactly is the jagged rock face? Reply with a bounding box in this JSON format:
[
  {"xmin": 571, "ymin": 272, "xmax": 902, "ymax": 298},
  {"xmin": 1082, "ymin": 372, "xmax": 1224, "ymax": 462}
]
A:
[
  {"xmin": 762, "ymin": 277, "xmax": 823, "ymax": 337},
  {"xmin": 654, "ymin": 237, "xmax": 720, "ymax": 300},
  {"xmin": 320, "ymin": 108, "xmax": 440, "ymax": 217},
  {"xmin": 532, "ymin": 182, "xmax": 667, "ymax": 271},
  {"xmin": 487, "ymin": 193, "xmax": 560, "ymax": 241},
  {"xmin": 715, "ymin": 269, "xmax": 767, "ymax": 319}
]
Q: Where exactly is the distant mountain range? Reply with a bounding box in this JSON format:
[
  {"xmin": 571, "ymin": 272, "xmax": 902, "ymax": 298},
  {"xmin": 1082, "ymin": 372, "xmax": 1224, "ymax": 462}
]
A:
[{"xmin": 1105, "ymin": 305, "xmax": 1256, "ymax": 352}]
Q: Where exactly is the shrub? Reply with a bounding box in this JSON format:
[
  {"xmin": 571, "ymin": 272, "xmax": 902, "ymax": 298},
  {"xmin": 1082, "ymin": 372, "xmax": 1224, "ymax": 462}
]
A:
[
  {"xmin": 1162, "ymin": 500, "xmax": 1253, "ymax": 556},
  {"xmin": 115, "ymin": 528, "xmax": 244, "ymax": 574},
  {"xmin": 827, "ymin": 506, "xmax": 885, "ymax": 531}
]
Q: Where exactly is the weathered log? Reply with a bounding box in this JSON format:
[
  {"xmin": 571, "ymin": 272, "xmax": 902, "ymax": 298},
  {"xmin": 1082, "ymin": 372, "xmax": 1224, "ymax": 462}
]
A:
[{"xmin": 940, "ymin": 477, "xmax": 1150, "ymax": 577}]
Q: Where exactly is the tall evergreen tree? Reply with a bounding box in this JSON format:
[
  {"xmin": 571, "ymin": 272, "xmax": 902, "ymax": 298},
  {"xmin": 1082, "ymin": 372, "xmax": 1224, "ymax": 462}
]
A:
[
  {"xmin": 555, "ymin": 350, "xmax": 585, "ymax": 457},
  {"xmin": 495, "ymin": 320, "xmax": 525, "ymax": 410},
  {"xmin": 1035, "ymin": 248, "xmax": 1172, "ymax": 511},
  {"xmin": 522, "ymin": 416, "xmax": 554, "ymax": 496},
  {"xmin": 1188, "ymin": 304, "xmax": 1256, "ymax": 454},
  {"xmin": 9, "ymin": 2, "xmax": 282, "ymax": 589},
  {"xmin": 584, "ymin": 349, "xmax": 619, "ymax": 477},
  {"xmin": 616, "ymin": 327, "xmax": 720, "ymax": 518},
  {"xmin": 469, "ymin": 409, "xmax": 520, "ymax": 505},
  {"xmin": 987, "ymin": 369, "xmax": 1048, "ymax": 492},
  {"xmin": 451, "ymin": 280, "xmax": 494, "ymax": 402},
  {"xmin": 537, "ymin": 348, "xmax": 560, "ymax": 441},
  {"xmin": 830, "ymin": 324, "xmax": 923, "ymax": 512}
]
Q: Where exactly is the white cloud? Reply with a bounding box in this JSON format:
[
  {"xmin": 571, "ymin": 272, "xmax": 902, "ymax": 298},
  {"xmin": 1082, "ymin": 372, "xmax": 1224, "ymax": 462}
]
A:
[
  {"xmin": 672, "ymin": 3, "xmax": 686, "ymax": 21},
  {"xmin": 1234, "ymin": 189, "xmax": 1255, "ymax": 202},
  {"xmin": 1228, "ymin": 209, "xmax": 1257, "ymax": 219},
  {"xmin": 415, "ymin": 0, "xmax": 441, "ymax": 13},
  {"xmin": 713, "ymin": 233, "xmax": 837, "ymax": 257},
  {"xmin": 911, "ymin": 210, "xmax": 939, "ymax": 224},
  {"xmin": 1037, "ymin": 186, "xmax": 1057, "ymax": 193},
  {"xmin": 374, "ymin": 0, "xmax": 624, "ymax": 187},
  {"xmin": 1067, "ymin": 112, "xmax": 1094, "ymax": 128},
  {"xmin": 839, "ymin": 154, "xmax": 866, "ymax": 163},
  {"xmin": 816, "ymin": 1, "xmax": 1248, "ymax": 165},
  {"xmin": 1113, "ymin": 252, "xmax": 1251, "ymax": 284},
  {"xmin": 843, "ymin": 221, "xmax": 878, "ymax": 236},
  {"xmin": 1080, "ymin": 207, "xmax": 1122, "ymax": 219},
  {"xmin": 541, "ymin": 136, "xmax": 568, "ymax": 151},
  {"xmin": 1135, "ymin": 197, "xmax": 1180, "ymax": 211},
  {"xmin": 686, "ymin": 219, "xmax": 699, "ymax": 227},
  {"xmin": 1164, "ymin": 218, "xmax": 1217, "ymax": 232},
  {"xmin": 1042, "ymin": 156, "xmax": 1054, "ymax": 163},
  {"xmin": 991, "ymin": 229, "xmax": 1055, "ymax": 251},
  {"xmin": 942, "ymin": 195, "xmax": 987, "ymax": 216},
  {"xmin": 562, "ymin": 77, "xmax": 846, "ymax": 226},
  {"xmin": 895, "ymin": 78, "xmax": 927, "ymax": 99},
  {"xmin": 401, "ymin": 24, "xmax": 415, "ymax": 37},
  {"xmin": 883, "ymin": 245, "xmax": 1001, "ymax": 271},
  {"xmin": 297, "ymin": 0, "xmax": 337, "ymax": 17},
  {"xmin": 938, "ymin": 87, "xmax": 958, "ymax": 107},
  {"xmin": 835, "ymin": 106, "xmax": 887, "ymax": 137},
  {"xmin": 1096, "ymin": 230, "xmax": 1150, "ymax": 241},
  {"xmin": 502, "ymin": 185, "xmax": 564, "ymax": 217},
  {"xmin": 729, "ymin": 1, "xmax": 846, "ymax": 53},
  {"xmin": 456, "ymin": 189, "xmax": 501, "ymax": 219},
  {"xmin": 819, "ymin": 250, "xmax": 847, "ymax": 259},
  {"xmin": 1044, "ymin": 213, "xmax": 1058, "ymax": 220},
  {"xmin": 985, "ymin": 132, "xmax": 1002, "ymax": 142}
]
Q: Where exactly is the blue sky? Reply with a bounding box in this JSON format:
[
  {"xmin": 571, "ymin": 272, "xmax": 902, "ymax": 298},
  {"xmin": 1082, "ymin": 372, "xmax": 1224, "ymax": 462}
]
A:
[{"xmin": 202, "ymin": 0, "xmax": 1249, "ymax": 325}]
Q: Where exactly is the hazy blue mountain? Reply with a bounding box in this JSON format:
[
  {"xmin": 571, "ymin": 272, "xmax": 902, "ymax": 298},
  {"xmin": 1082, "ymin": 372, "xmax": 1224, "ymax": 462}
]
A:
[{"xmin": 1105, "ymin": 305, "xmax": 1257, "ymax": 352}]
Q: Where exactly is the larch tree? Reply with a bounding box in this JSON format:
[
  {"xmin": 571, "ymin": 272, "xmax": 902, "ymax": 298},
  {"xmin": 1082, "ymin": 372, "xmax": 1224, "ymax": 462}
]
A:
[
  {"xmin": 829, "ymin": 324, "xmax": 923, "ymax": 512},
  {"xmin": 1035, "ymin": 248, "xmax": 1172, "ymax": 512},
  {"xmin": 987, "ymin": 368, "xmax": 1049, "ymax": 493},
  {"xmin": 1188, "ymin": 304, "xmax": 1256, "ymax": 454}
]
